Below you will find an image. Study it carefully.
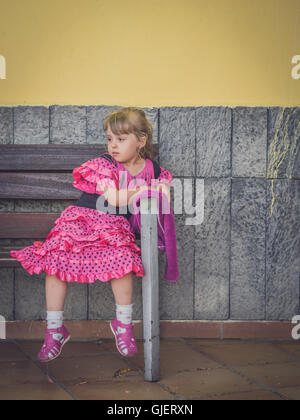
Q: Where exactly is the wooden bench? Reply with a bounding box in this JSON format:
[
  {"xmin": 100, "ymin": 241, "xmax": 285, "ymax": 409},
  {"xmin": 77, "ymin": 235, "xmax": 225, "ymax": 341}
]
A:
[{"xmin": 0, "ymin": 144, "xmax": 160, "ymax": 382}]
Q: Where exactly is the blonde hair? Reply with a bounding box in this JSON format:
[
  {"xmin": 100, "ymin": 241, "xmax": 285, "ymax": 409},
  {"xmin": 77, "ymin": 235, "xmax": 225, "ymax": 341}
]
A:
[{"xmin": 103, "ymin": 107, "xmax": 153, "ymax": 160}]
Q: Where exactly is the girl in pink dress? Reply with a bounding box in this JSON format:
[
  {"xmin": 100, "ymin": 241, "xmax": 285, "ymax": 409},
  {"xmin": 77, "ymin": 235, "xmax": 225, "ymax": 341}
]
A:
[{"xmin": 10, "ymin": 107, "xmax": 173, "ymax": 362}]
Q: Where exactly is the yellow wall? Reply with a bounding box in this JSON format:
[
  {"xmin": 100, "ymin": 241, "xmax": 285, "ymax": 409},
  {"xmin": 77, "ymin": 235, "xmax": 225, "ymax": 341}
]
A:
[{"xmin": 0, "ymin": 0, "xmax": 299, "ymax": 106}]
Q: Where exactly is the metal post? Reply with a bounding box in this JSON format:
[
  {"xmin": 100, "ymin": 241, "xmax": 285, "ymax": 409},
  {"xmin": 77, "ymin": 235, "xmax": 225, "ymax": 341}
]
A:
[{"xmin": 140, "ymin": 197, "xmax": 160, "ymax": 382}]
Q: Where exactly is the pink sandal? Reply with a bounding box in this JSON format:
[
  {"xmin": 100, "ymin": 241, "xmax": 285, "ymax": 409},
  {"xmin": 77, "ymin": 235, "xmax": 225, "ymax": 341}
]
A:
[
  {"xmin": 110, "ymin": 317, "xmax": 138, "ymax": 357},
  {"xmin": 38, "ymin": 325, "xmax": 71, "ymax": 363}
]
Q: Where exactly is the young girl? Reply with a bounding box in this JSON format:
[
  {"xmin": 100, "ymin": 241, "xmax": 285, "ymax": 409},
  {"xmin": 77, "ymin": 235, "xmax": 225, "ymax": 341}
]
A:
[{"xmin": 10, "ymin": 107, "xmax": 173, "ymax": 362}]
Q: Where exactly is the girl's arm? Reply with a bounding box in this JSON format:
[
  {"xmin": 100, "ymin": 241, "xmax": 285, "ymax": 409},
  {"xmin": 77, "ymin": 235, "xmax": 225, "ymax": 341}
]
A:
[
  {"xmin": 134, "ymin": 184, "xmax": 171, "ymax": 203},
  {"xmin": 98, "ymin": 183, "xmax": 171, "ymax": 207}
]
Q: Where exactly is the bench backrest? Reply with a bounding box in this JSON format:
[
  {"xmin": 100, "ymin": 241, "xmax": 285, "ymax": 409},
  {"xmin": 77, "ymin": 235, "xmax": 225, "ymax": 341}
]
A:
[{"xmin": 0, "ymin": 144, "xmax": 159, "ymax": 238}]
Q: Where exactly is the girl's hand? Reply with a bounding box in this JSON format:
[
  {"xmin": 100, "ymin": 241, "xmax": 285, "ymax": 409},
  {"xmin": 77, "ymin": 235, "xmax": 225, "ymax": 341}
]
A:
[
  {"xmin": 135, "ymin": 185, "xmax": 154, "ymax": 193},
  {"xmin": 130, "ymin": 184, "xmax": 171, "ymax": 203}
]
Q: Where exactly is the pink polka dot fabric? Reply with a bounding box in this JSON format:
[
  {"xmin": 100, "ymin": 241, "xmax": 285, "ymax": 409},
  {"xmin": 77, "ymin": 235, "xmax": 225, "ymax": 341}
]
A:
[{"xmin": 10, "ymin": 154, "xmax": 173, "ymax": 283}]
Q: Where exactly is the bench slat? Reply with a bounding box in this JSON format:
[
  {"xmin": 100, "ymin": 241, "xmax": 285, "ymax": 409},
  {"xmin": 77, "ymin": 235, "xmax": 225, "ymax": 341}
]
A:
[
  {"xmin": 0, "ymin": 213, "xmax": 60, "ymax": 238},
  {"xmin": 0, "ymin": 246, "xmax": 34, "ymax": 267},
  {"xmin": 0, "ymin": 246, "xmax": 26, "ymax": 256},
  {"xmin": 0, "ymin": 258, "xmax": 21, "ymax": 268},
  {"xmin": 0, "ymin": 144, "xmax": 106, "ymax": 171},
  {"xmin": 0, "ymin": 144, "xmax": 159, "ymax": 171},
  {"xmin": 0, "ymin": 173, "xmax": 80, "ymax": 199}
]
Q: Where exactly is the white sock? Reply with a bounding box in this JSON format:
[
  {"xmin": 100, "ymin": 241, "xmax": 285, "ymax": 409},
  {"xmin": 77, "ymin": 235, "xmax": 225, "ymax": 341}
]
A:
[
  {"xmin": 47, "ymin": 311, "xmax": 64, "ymax": 329},
  {"xmin": 116, "ymin": 304, "xmax": 133, "ymax": 325}
]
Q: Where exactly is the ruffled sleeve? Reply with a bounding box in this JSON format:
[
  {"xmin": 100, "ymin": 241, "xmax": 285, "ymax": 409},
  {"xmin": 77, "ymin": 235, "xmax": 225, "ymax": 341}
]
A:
[
  {"xmin": 151, "ymin": 166, "xmax": 173, "ymax": 187},
  {"xmin": 72, "ymin": 155, "xmax": 119, "ymax": 195}
]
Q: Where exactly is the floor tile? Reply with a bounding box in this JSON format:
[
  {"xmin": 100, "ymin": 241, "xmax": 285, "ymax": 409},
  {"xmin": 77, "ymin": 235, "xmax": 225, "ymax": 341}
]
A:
[
  {"xmin": 194, "ymin": 389, "xmax": 284, "ymax": 400},
  {"xmin": 0, "ymin": 360, "xmax": 47, "ymax": 386},
  {"xmin": 272, "ymin": 386, "xmax": 300, "ymax": 400},
  {"xmin": 185, "ymin": 340, "xmax": 296, "ymax": 366},
  {"xmin": 236, "ymin": 362, "xmax": 300, "ymax": 389},
  {"xmin": 16, "ymin": 340, "xmax": 110, "ymax": 360},
  {"xmin": 44, "ymin": 353, "xmax": 133, "ymax": 383},
  {"xmin": 66, "ymin": 375, "xmax": 173, "ymax": 400},
  {"xmin": 271, "ymin": 341, "xmax": 300, "ymax": 359},
  {"xmin": 0, "ymin": 383, "xmax": 73, "ymax": 400},
  {"xmin": 0, "ymin": 341, "xmax": 28, "ymax": 362},
  {"xmin": 159, "ymin": 367, "xmax": 261, "ymax": 398},
  {"xmin": 131, "ymin": 344, "xmax": 220, "ymax": 375}
]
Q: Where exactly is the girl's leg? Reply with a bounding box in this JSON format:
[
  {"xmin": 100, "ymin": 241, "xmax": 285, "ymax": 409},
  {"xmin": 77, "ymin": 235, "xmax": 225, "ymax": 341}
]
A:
[
  {"xmin": 38, "ymin": 274, "xmax": 70, "ymax": 362},
  {"xmin": 110, "ymin": 271, "xmax": 138, "ymax": 357},
  {"xmin": 45, "ymin": 274, "xmax": 68, "ymax": 311},
  {"xmin": 110, "ymin": 271, "xmax": 133, "ymax": 305},
  {"xmin": 111, "ymin": 272, "xmax": 134, "ymax": 325}
]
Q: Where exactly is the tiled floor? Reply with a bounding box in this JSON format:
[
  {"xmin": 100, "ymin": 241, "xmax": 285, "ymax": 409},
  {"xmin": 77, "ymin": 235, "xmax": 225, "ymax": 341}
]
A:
[{"xmin": 0, "ymin": 338, "xmax": 300, "ymax": 400}]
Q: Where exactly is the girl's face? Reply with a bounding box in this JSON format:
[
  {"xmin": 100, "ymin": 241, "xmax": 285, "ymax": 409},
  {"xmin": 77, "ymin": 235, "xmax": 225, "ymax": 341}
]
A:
[{"xmin": 106, "ymin": 124, "xmax": 146, "ymax": 163}]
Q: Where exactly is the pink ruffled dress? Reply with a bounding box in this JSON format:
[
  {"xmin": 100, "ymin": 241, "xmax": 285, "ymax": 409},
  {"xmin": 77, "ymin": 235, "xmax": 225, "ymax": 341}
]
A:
[{"xmin": 10, "ymin": 153, "xmax": 172, "ymax": 283}]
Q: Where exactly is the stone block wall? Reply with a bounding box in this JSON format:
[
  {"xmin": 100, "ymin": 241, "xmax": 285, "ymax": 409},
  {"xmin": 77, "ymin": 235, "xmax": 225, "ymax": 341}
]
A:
[{"xmin": 0, "ymin": 105, "xmax": 299, "ymax": 322}]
